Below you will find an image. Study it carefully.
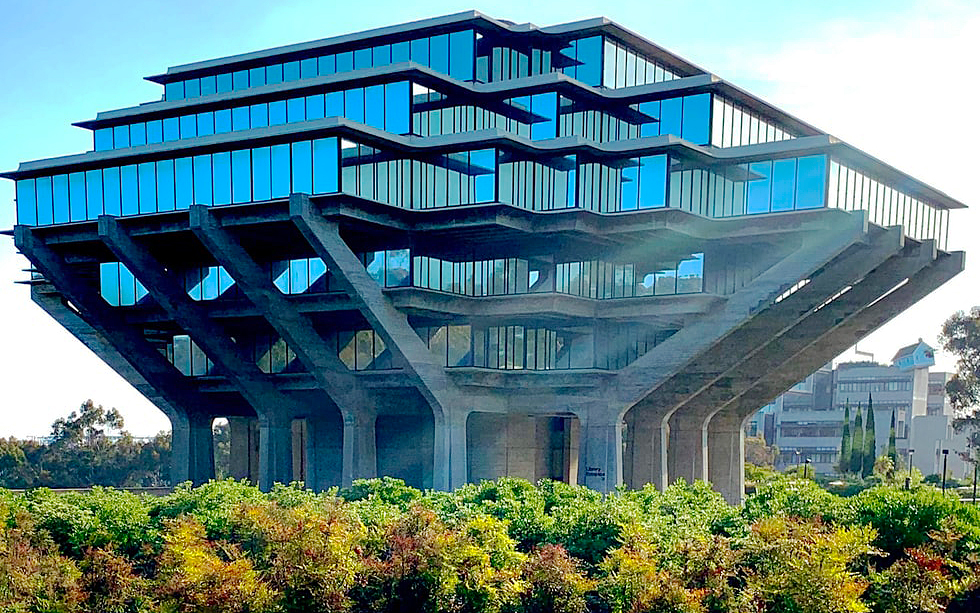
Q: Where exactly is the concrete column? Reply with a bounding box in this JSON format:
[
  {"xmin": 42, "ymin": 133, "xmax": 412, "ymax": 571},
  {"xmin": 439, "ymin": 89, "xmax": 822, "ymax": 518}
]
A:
[
  {"xmin": 626, "ymin": 412, "xmax": 668, "ymax": 490},
  {"xmin": 668, "ymin": 412, "xmax": 708, "ymax": 484},
  {"xmin": 578, "ymin": 408, "xmax": 624, "ymax": 493},
  {"xmin": 305, "ymin": 415, "xmax": 344, "ymax": 491},
  {"xmin": 448, "ymin": 410, "xmax": 469, "ymax": 490},
  {"xmin": 707, "ymin": 409, "xmax": 745, "ymax": 504},
  {"xmin": 228, "ymin": 417, "xmax": 258, "ymax": 482},
  {"xmin": 170, "ymin": 413, "xmax": 215, "ymax": 485},
  {"xmin": 342, "ymin": 412, "xmax": 377, "ymax": 487},
  {"xmin": 258, "ymin": 415, "xmax": 293, "ymax": 490},
  {"xmin": 291, "ymin": 419, "xmax": 308, "ymax": 485}
]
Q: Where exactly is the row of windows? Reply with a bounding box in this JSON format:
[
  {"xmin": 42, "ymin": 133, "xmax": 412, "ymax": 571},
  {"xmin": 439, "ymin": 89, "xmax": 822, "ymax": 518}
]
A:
[
  {"xmin": 601, "ymin": 38, "xmax": 679, "ymax": 89},
  {"xmin": 837, "ymin": 379, "xmax": 913, "ymax": 392},
  {"xmin": 780, "ymin": 424, "xmax": 842, "ymax": 438},
  {"xmin": 828, "ymin": 159, "xmax": 948, "ymax": 250},
  {"xmin": 710, "ymin": 96, "xmax": 797, "ymax": 148},
  {"xmin": 669, "ymin": 155, "xmax": 827, "ymax": 217},
  {"xmin": 16, "ymin": 138, "xmax": 340, "ymax": 225},
  {"xmin": 555, "ymin": 254, "xmax": 704, "ymax": 298},
  {"xmin": 96, "ymin": 82, "xmax": 410, "ymax": 151},
  {"xmin": 165, "ymin": 30, "xmax": 476, "ymax": 101},
  {"xmin": 412, "ymin": 256, "xmax": 543, "ymax": 296}
]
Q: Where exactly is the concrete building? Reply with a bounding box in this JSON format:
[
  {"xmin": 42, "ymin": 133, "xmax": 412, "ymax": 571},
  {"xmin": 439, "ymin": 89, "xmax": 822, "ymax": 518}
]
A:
[
  {"xmin": 2, "ymin": 12, "xmax": 966, "ymax": 502},
  {"xmin": 769, "ymin": 341, "xmax": 971, "ymax": 477}
]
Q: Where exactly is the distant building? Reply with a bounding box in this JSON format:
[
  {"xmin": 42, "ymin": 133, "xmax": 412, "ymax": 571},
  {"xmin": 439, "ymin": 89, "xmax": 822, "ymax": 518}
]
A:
[{"xmin": 763, "ymin": 340, "xmax": 970, "ymax": 477}]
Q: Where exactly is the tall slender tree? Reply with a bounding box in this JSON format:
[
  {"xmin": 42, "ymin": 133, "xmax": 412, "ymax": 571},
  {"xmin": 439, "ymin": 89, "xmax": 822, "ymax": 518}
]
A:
[
  {"xmin": 887, "ymin": 409, "xmax": 898, "ymax": 468},
  {"xmin": 851, "ymin": 402, "xmax": 864, "ymax": 474},
  {"xmin": 838, "ymin": 400, "xmax": 852, "ymax": 474},
  {"xmin": 863, "ymin": 394, "xmax": 876, "ymax": 478}
]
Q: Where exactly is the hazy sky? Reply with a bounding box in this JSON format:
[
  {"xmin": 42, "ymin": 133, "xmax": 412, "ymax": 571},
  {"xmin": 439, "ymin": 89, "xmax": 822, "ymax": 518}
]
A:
[{"xmin": 1, "ymin": 0, "xmax": 977, "ymax": 436}]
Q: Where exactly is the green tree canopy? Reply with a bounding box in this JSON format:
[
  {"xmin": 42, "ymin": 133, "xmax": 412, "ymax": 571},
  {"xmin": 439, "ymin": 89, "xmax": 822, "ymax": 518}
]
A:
[{"xmin": 940, "ymin": 308, "xmax": 980, "ymax": 464}]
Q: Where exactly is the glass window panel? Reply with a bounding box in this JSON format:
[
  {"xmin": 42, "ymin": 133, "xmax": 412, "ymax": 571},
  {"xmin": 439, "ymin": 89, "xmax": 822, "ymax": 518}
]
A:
[
  {"xmin": 94, "ymin": 128, "xmax": 113, "ymax": 151},
  {"xmin": 271, "ymin": 143, "xmax": 291, "ymax": 198},
  {"xmin": 392, "ymin": 41, "xmax": 410, "ymax": 63},
  {"xmin": 353, "ymin": 47, "xmax": 372, "ymax": 69},
  {"xmin": 266, "ymin": 63, "xmax": 283, "ymax": 85},
  {"xmin": 129, "ymin": 123, "xmax": 146, "ymax": 147},
  {"xmin": 373, "ymin": 44, "xmax": 391, "ymax": 66},
  {"xmin": 770, "ymin": 158, "xmax": 796, "ymax": 211},
  {"xmin": 306, "ymin": 94, "xmax": 325, "ymax": 120},
  {"xmin": 250, "ymin": 103, "xmax": 268, "ymax": 127},
  {"xmin": 269, "ymin": 100, "xmax": 287, "ymax": 125},
  {"xmin": 156, "ymin": 160, "xmax": 175, "ymax": 212},
  {"xmin": 602, "ymin": 39, "xmax": 617, "ymax": 88},
  {"xmin": 35, "ymin": 176, "xmax": 54, "ymax": 225},
  {"xmin": 193, "ymin": 155, "xmax": 212, "ymax": 204},
  {"xmin": 16, "ymin": 179, "xmax": 37, "ymax": 225},
  {"xmin": 184, "ymin": 78, "xmax": 201, "ymax": 98},
  {"xmin": 113, "ymin": 125, "xmax": 130, "ymax": 148},
  {"xmin": 576, "ymin": 36, "xmax": 602, "ymax": 87},
  {"xmin": 68, "ymin": 171, "xmax": 86, "ymax": 221},
  {"xmin": 197, "ymin": 112, "xmax": 214, "ymax": 136},
  {"xmin": 345, "ymin": 88, "xmax": 364, "ymax": 122},
  {"xmin": 746, "ymin": 161, "xmax": 772, "ymax": 214},
  {"xmin": 180, "ymin": 114, "xmax": 197, "ymax": 138},
  {"xmin": 232, "ymin": 149, "xmax": 251, "ymax": 203},
  {"xmin": 318, "ymin": 54, "xmax": 336, "ymax": 76},
  {"xmin": 232, "ymin": 106, "xmax": 250, "ymax": 131},
  {"xmin": 291, "ymin": 140, "xmax": 313, "ymax": 194},
  {"xmin": 119, "ymin": 265, "xmax": 136, "ymax": 306},
  {"xmin": 681, "ymin": 93, "xmax": 711, "ymax": 145},
  {"xmin": 336, "ymin": 51, "xmax": 353, "ymax": 72},
  {"xmin": 233, "ymin": 70, "xmax": 249, "ymax": 90},
  {"xmin": 200, "ymin": 75, "xmax": 216, "ymax": 96},
  {"xmin": 795, "ymin": 155, "xmax": 827, "ymax": 209},
  {"xmin": 146, "ymin": 120, "xmax": 163, "ymax": 144},
  {"xmin": 252, "ymin": 146, "xmax": 272, "ymax": 201},
  {"xmin": 120, "ymin": 166, "xmax": 138, "ymax": 216},
  {"xmin": 283, "ymin": 60, "xmax": 300, "ymax": 81},
  {"xmin": 638, "ymin": 154, "xmax": 667, "ymax": 208},
  {"xmin": 163, "ymin": 117, "xmax": 179, "ymax": 141},
  {"xmin": 620, "ymin": 159, "xmax": 639, "ymax": 211},
  {"xmin": 102, "ymin": 168, "xmax": 120, "ymax": 216},
  {"xmin": 313, "ymin": 138, "xmax": 339, "ymax": 194},
  {"xmin": 175, "ymin": 157, "xmax": 193, "ymax": 210},
  {"xmin": 137, "ymin": 162, "xmax": 156, "ymax": 214},
  {"xmin": 214, "ymin": 109, "xmax": 232, "ymax": 134},
  {"xmin": 84, "ymin": 170, "xmax": 105, "ymax": 219},
  {"xmin": 365, "ymin": 84, "xmax": 385, "ymax": 129},
  {"xmin": 325, "ymin": 91, "xmax": 344, "ymax": 117},
  {"xmin": 659, "ymin": 97, "xmax": 682, "ymax": 137},
  {"xmin": 410, "ymin": 37, "xmax": 429, "ymax": 66},
  {"xmin": 100, "ymin": 263, "xmax": 120, "ymax": 306},
  {"xmin": 212, "ymin": 151, "xmax": 231, "ymax": 205},
  {"xmin": 216, "ymin": 72, "xmax": 232, "ymax": 93},
  {"xmin": 165, "ymin": 81, "xmax": 184, "ymax": 101},
  {"xmin": 449, "ymin": 30, "xmax": 474, "ymax": 81},
  {"xmin": 300, "ymin": 57, "xmax": 317, "ymax": 79},
  {"xmin": 287, "ymin": 97, "xmax": 305, "ymax": 123}
]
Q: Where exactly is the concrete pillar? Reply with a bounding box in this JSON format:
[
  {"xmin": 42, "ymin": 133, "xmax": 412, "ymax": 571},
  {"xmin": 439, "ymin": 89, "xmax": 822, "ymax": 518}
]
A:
[
  {"xmin": 258, "ymin": 415, "xmax": 293, "ymax": 490},
  {"xmin": 305, "ymin": 415, "xmax": 343, "ymax": 491},
  {"xmin": 626, "ymin": 412, "xmax": 668, "ymax": 490},
  {"xmin": 707, "ymin": 410, "xmax": 745, "ymax": 504},
  {"xmin": 342, "ymin": 412, "xmax": 377, "ymax": 487},
  {"xmin": 227, "ymin": 417, "xmax": 259, "ymax": 482},
  {"xmin": 578, "ymin": 408, "xmax": 624, "ymax": 493},
  {"xmin": 291, "ymin": 419, "xmax": 308, "ymax": 485},
  {"xmin": 170, "ymin": 413, "xmax": 215, "ymax": 485},
  {"xmin": 668, "ymin": 412, "xmax": 708, "ymax": 484},
  {"xmin": 448, "ymin": 410, "xmax": 469, "ymax": 490}
]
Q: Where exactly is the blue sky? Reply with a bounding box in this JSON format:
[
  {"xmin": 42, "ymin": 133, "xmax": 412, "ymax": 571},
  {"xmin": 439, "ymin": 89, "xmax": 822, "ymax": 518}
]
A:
[{"xmin": 1, "ymin": 0, "xmax": 977, "ymax": 435}]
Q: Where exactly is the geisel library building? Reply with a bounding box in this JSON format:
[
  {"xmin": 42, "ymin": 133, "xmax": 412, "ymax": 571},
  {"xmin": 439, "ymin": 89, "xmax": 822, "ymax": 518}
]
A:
[{"xmin": 3, "ymin": 12, "xmax": 966, "ymax": 503}]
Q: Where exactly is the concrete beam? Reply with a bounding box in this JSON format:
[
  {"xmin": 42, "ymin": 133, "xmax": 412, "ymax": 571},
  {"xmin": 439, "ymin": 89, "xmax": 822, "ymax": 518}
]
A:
[{"xmin": 97, "ymin": 215, "xmax": 299, "ymax": 490}]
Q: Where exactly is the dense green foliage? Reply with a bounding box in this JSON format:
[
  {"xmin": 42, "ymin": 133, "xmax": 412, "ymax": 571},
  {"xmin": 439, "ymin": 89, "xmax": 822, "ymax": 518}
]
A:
[
  {"xmin": 0, "ymin": 401, "xmax": 171, "ymax": 489},
  {"xmin": 1, "ymin": 475, "xmax": 979, "ymax": 612}
]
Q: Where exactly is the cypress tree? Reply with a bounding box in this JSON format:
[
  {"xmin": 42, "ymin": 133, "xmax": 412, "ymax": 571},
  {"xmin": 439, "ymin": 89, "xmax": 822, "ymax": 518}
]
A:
[
  {"xmin": 851, "ymin": 403, "xmax": 864, "ymax": 474},
  {"xmin": 838, "ymin": 400, "xmax": 852, "ymax": 474},
  {"xmin": 887, "ymin": 409, "xmax": 898, "ymax": 468},
  {"xmin": 863, "ymin": 394, "xmax": 876, "ymax": 478}
]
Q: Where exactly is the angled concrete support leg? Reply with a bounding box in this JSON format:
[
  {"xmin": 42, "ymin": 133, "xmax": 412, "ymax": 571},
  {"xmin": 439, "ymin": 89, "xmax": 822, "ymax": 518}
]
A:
[
  {"xmin": 171, "ymin": 412, "xmax": 215, "ymax": 486},
  {"xmin": 342, "ymin": 412, "xmax": 377, "ymax": 487},
  {"xmin": 706, "ymin": 409, "xmax": 745, "ymax": 504},
  {"xmin": 578, "ymin": 407, "xmax": 624, "ymax": 492},
  {"xmin": 668, "ymin": 412, "xmax": 709, "ymax": 484},
  {"xmin": 258, "ymin": 415, "xmax": 293, "ymax": 490},
  {"xmin": 447, "ymin": 409, "xmax": 469, "ymax": 490}
]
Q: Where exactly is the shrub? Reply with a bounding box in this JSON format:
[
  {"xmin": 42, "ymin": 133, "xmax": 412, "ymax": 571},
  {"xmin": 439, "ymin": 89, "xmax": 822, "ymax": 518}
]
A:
[
  {"xmin": 742, "ymin": 477, "xmax": 848, "ymax": 525},
  {"xmin": 78, "ymin": 548, "xmax": 154, "ymax": 613},
  {"xmin": 513, "ymin": 545, "xmax": 594, "ymax": 613},
  {"xmin": 150, "ymin": 479, "xmax": 265, "ymax": 542}
]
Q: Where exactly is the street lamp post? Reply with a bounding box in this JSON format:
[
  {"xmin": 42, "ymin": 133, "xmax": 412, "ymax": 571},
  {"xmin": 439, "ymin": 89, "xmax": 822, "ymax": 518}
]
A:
[
  {"xmin": 906, "ymin": 449, "xmax": 914, "ymax": 490},
  {"xmin": 973, "ymin": 460, "xmax": 978, "ymax": 506},
  {"xmin": 942, "ymin": 449, "xmax": 949, "ymax": 494},
  {"xmin": 804, "ymin": 458, "xmax": 811, "ymax": 480}
]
